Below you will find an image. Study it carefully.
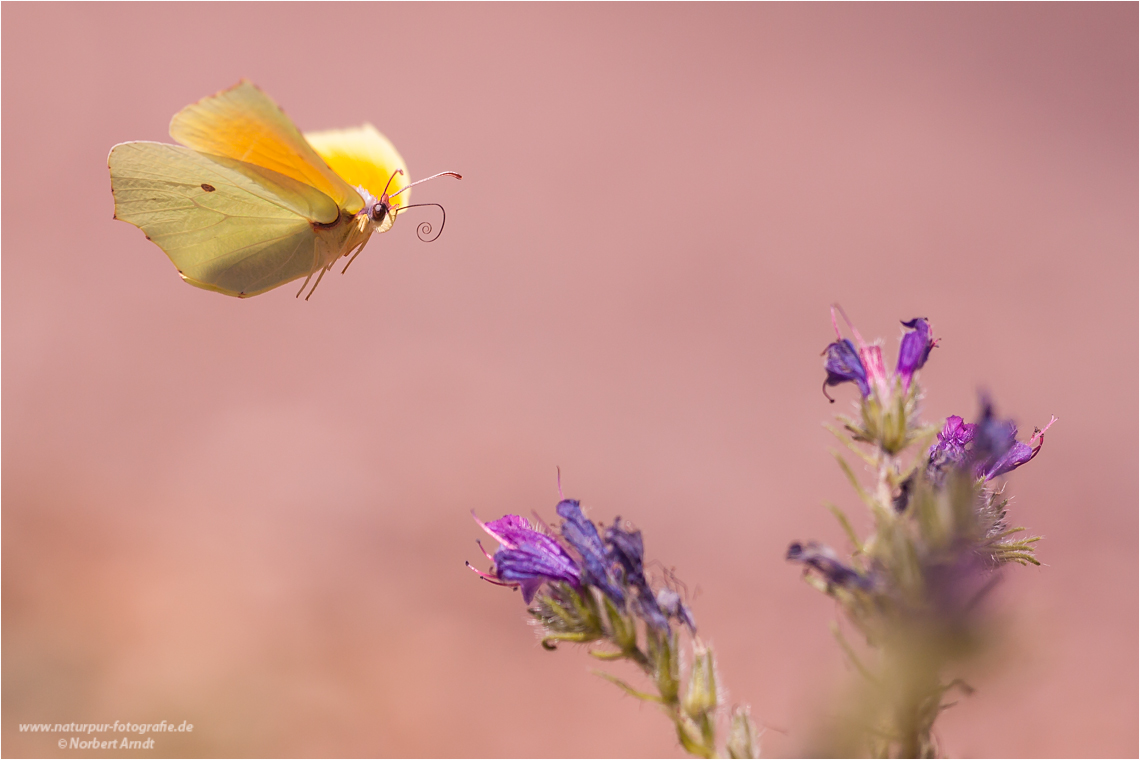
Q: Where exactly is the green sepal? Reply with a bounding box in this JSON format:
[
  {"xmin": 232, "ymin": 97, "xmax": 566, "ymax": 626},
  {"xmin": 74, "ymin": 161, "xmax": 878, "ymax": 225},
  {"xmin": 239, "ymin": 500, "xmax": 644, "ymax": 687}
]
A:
[
  {"xmin": 831, "ymin": 622, "xmax": 880, "ymax": 685},
  {"xmin": 826, "ymin": 423, "xmax": 878, "ymax": 468},
  {"xmin": 647, "ymin": 627, "xmax": 679, "ymax": 703},
  {"xmin": 592, "ymin": 671, "xmax": 665, "ymax": 704},
  {"xmin": 726, "ymin": 706, "xmax": 761, "ymax": 759},
  {"xmin": 825, "ymin": 501, "xmax": 865, "ymax": 554},
  {"xmin": 834, "ymin": 452, "xmax": 888, "ymax": 519}
]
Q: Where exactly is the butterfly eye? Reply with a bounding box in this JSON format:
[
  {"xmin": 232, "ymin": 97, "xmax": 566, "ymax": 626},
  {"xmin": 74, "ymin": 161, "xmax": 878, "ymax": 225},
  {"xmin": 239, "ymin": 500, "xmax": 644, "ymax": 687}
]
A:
[{"xmin": 371, "ymin": 204, "xmax": 388, "ymax": 223}]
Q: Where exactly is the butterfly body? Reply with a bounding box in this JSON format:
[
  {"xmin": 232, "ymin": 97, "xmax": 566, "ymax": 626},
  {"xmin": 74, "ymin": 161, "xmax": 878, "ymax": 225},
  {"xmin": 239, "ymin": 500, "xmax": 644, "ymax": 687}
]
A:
[{"xmin": 109, "ymin": 80, "xmax": 413, "ymax": 298}]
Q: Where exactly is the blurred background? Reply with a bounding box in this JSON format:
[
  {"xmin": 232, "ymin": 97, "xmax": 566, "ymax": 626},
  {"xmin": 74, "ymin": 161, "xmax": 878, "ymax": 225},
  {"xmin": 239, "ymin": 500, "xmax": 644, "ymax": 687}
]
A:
[{"xmin": 2, "ymin": 4, "xmax": 1136, "ymax": 757}]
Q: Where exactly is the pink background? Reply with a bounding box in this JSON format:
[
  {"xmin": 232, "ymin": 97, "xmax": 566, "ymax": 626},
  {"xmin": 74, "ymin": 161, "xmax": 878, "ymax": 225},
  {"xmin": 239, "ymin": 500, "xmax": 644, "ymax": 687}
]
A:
[{"xmin": 3, "ymin": 3, "xmax": 1136, "ymax": 757}]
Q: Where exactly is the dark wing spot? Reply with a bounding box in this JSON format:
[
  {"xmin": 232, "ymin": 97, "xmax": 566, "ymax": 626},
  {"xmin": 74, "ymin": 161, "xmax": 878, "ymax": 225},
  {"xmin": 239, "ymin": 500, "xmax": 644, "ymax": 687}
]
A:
[{"xmin": 201, "ymin": 183, "xmax": 216, "ymax": 192}]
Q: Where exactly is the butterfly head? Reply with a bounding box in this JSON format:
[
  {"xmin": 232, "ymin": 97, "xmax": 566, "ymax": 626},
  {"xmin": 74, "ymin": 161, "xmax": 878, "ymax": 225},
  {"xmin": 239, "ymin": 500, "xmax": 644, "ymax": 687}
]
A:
[
  {"xmin": 355, "ymin": 174, "xmax": 400, "ymax": 234},
  {"xmin": 356, "ymin": 169, "xmax": 462, "ymax": 240}
]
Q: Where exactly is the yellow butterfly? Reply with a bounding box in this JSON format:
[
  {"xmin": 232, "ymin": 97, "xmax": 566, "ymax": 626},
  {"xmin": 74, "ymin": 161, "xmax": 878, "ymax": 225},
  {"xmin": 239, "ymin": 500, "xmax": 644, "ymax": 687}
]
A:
[{"xmin": 108, "ymin": 80, "xmax": 460, "ymax": 299}]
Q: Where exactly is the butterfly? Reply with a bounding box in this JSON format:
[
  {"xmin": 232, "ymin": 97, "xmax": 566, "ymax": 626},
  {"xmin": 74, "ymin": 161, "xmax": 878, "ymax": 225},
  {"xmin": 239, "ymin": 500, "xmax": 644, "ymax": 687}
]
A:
[{"xmin": 108, "ymin": 80, "xmax": 460, "ymax": 299}]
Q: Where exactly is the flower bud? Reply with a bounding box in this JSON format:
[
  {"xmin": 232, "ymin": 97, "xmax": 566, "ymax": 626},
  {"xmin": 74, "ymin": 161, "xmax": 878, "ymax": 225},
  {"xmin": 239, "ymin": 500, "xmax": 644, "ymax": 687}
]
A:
[
  {"xmin": 896, "ymin": 318, "xmax": 936, "ymax": 390},
  {"xmin": 727, "ymin": 705, "xmax": 760, "ymax": 759},
  {"xmin": 682, "ymin": 644, "xmax": 719, "ymax": 720}
]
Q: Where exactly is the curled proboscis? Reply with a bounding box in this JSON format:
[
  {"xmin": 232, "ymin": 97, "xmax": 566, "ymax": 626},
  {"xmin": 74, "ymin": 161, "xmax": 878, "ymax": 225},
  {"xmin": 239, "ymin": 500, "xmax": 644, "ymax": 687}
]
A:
[{"xmin": 399, "ymin": 203, "xmax": 447, "ymax": 243}]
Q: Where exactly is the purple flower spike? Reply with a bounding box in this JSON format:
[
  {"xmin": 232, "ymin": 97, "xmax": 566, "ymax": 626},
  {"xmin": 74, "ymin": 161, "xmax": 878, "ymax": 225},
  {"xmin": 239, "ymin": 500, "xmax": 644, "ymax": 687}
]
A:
[
  {"xmin": 823, "ymin": 338, "xmax": 870, "ymax": 402},
  {"xmin": 557, "ymin": 500, "xmax": 625, "ymax": 605},
  {"xmin": 471, "ymin": 512, "xmax": 582, "ymax": 603},
  {"xmin": 897, "ymin": 318, "xmax": 936, "ymax": 390},
  {"xmin": 787, "ymin": 541, "xmax": 871, "ymax": 591}
]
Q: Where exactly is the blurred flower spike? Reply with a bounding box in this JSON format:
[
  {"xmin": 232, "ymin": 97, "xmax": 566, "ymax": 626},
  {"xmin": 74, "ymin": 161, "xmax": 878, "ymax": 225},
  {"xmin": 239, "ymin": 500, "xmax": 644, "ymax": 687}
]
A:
[
  {"xmin": 792, "ymin": 308, "xmax": 1054, "ymax": 757},
  {"xmin": 469, "ymin": 497, "xmax": 756, "ymax": 758}
]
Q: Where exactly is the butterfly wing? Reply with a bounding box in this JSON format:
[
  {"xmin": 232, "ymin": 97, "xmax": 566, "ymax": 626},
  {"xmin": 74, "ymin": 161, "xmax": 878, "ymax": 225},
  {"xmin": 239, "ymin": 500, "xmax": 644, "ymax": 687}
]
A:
[
  {"xmin": 304, "ymin": 124, "xmax": 411, "ymax": 208},
  {"xmin": 109, "ymin": 141, "xmax": 342, "ymax": 297},
  {"xmin": 168, "ymin": 80, "xmax": 365, "ymax": 215}
]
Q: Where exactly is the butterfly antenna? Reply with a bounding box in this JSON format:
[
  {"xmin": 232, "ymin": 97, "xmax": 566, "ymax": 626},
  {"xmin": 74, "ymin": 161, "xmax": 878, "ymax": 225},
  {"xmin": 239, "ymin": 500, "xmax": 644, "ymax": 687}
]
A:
[
  {"xmin": 380, "ymin": 169, "xmax": 405, "ymax": 199},
  {"xmin": 305, "ymin": 264, "xmax": 331, "ymax": 301},
  {"xmin": 394, "ymin": 203, "xmax": 448, "ymax": 242},
  {"xmin": 389, "ymin": 171, "xmax": 462, "ymax": 199}
]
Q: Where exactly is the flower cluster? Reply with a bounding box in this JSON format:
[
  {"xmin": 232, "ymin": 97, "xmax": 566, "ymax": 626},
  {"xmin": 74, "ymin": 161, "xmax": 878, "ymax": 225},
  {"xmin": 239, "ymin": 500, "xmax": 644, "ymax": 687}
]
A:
[
  {"xmin": 928, "ymin": 401, "xmax": 1056, "ymax": 483},
  {"xmin": 790, "ymin": 307, "xmax": 1054, "ymax": 757},
  {"xmin": 822, "ymin": 308, "xmax": 939, "ymax": 455},
  {"xmin": 467, "ymin": 306, "xmax": 1053, "ymax": 758},
  {"xmin": 823, "ymin": 312, "xmax": 936, "ymax": 403},
  {"xmin": 469, "ymin": 499, "xmax": 756, "ymax": 759}
]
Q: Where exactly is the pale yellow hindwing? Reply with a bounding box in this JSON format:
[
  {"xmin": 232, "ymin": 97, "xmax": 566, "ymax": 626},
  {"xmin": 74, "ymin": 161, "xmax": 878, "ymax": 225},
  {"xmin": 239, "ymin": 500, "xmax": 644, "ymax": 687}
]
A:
[
  {"xmin": 169, "ymin": 80, "xmax": 364, "ymax": 215},
  {"xmin": 109, "ymin": 141, "xmax": 341, "ymax": 298},
  {"xmin": 304, "ymin": 124, "xmax": 411, "ymax": 208}
]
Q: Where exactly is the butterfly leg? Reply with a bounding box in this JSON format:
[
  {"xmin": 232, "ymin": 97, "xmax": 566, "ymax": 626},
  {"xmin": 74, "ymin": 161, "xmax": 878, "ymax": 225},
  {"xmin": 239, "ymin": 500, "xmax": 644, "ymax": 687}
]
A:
[
  {"xmin": 295, "ymin": 269, "xmax": 316, "ymax": 299},
  {"xmin": 304, "ymin": 263, "xmax": 332, "ymax": 301},
  {"xmin": 341, "ymin": 240, "xmax": 369, "ymax": 274}
]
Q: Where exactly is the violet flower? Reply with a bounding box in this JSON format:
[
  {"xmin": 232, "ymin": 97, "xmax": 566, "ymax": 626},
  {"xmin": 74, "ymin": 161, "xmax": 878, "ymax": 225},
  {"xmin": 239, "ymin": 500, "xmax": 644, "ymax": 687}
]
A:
[
  {"xmin": 605, "ymin": 518, "xmax": 673, "ymax": 630},
  {"xmin": 557, "ymin": 499, "xmax": 625, "ymax": 605},
  {"xmin": 929, "ymin": 415, "xmax": 977, "ymax": 471},
  {"xmin": 981, "ymin": 416, "xmax": 1056, "ymax": 479},
  {"xmin": 969, "ymin": 399, "xmax": 1017, "ymax": 472},
  {"xmin": 823, "ymin": 338, "xmax": 870, "ymax": 402},
  {"xmin": 469, "ymin": 513, "xmax": 582, "ymax": 603},
  {"xmin": 786, "ymin": 541, "xmax": 872, "ymax": 591},
  {"xmin": 823, "ymin": 306, "xmax": 932, "ymax": 403},
  {"xmin": 939, "ymin": 399, "xmax": 1058, "ymax": 481},
  {"xmin": 896, "ymin": 318, "xmax": 936, "ymax": 391}
]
